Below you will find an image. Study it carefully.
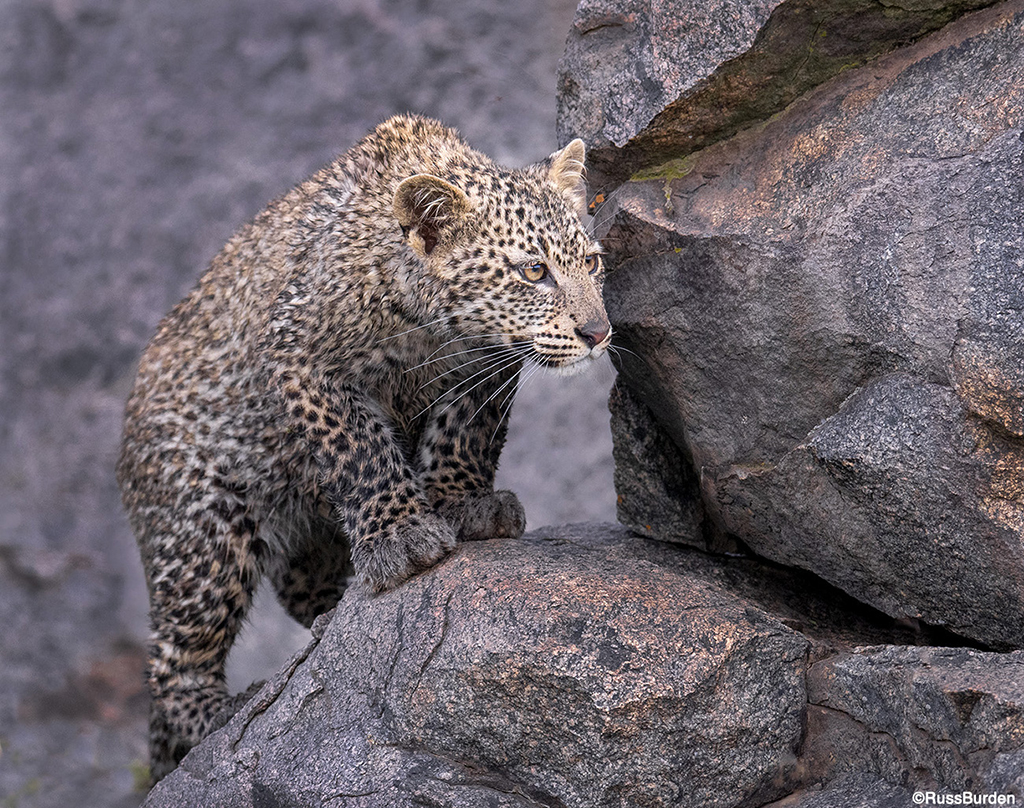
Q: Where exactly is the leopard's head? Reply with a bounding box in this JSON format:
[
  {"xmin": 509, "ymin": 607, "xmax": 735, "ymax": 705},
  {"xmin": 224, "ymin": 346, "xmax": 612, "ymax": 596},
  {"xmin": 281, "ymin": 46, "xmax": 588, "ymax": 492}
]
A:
[{"xmin": 394, "ymin": 140, "xmax": 610, "ymax": 376}]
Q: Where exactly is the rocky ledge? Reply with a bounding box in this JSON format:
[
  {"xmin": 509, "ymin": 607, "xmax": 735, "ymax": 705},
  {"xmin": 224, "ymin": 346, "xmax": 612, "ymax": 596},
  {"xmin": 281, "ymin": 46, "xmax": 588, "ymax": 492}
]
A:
[{"xmin": 145, "ymin": 525, "xmax": 1023, "ymax": 807}]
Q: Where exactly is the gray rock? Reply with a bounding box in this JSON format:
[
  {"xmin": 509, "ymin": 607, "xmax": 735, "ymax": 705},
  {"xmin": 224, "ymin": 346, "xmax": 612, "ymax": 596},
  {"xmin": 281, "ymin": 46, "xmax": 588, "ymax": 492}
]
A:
[
  {"xmin": 609, "ymin": 383, "xmax": 709, "ymax": 549},
  {"xmin": 762, "ymin": 774, "xmax": 915, "ymax": 808},
  {"xmin": 137, "ymin": 525, "xmax": 1024, "ymax": 806},
  {"xmin": 805, "ymin": 646, "xmax": 1024, "ymax": 794},
  {"xmin": 145, "ymin": 525, "xmax": 810, "ymax": 808},
  {"xmin": 599, "ymin": 1, "xmax": 1024, "ymax": 649},
  {"xmin": 616, "ymin": 524, "xmax": 972, "ymax": 659},
  {"xmin": 557, "ymin": 0, "xmax": 781, "ymax": 182},
  {"xmin": 709, "ymin": 375, "xmax": 1024, "ymax": 649},
  {"xmin": 557, "ymin": 0, "xmax": 998, "ymax": 190}
]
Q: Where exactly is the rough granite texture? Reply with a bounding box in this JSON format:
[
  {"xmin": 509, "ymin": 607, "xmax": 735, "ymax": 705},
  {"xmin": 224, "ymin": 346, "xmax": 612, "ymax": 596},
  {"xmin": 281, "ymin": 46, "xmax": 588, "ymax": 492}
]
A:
[
  {"xmin": 144, "ymin": 527, "xmax": 810, "ymax": 808},
  {"xmin": 144, "ymin": 526, "xmax": 1024, "ymax": 807},
  {"xmin": 762, "ymin": 774, "xmax": 916, "ymax": 808},
  {"xmin": 557, "ymin": 0, "xmax": 1000, "ymax": 189},
  {"xmin": 608, "ymin": 383, "xmax": 711, "ymax": 549},
  {"xmin": 806, "ymin": 647, "xmax": 1024, "ymax": 793},
  {"xmin": 557, "ymin": 0, "xmax": 781, "ymax": 160},
  {"xmin": 600, "ymin": 0, "xmax": 1024, "ymax": 649}
]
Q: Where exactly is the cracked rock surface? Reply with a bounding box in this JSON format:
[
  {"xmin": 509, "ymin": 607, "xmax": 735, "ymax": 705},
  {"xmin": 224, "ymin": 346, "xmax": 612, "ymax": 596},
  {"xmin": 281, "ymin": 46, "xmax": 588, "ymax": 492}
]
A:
[
  {"xmin": 806, "ymin": 647, "xmax": 1024, "ymax": 794},
  {"xmin": 144, "ymin": 526, "xmax": 810, "ymax": 808},
  {"xmin": 144, "ymin": 526, "xmax": 1024, "ymax": 806},
  {"xmin": 594, "ymin": 0, "xmax": 1024, "ymax": 649}
]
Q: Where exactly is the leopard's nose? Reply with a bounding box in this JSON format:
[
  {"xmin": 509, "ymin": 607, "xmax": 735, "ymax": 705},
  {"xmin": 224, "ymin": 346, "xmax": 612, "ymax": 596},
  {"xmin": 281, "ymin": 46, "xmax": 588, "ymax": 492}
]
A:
[{"xmin": 575, "ymin": 319, "xmax": 610, "ymax": 349}]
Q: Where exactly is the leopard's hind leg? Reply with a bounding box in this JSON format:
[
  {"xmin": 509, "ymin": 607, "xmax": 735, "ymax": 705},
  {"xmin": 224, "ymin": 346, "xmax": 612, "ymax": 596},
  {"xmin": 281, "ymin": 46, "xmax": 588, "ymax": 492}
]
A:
[
  {"xmin": 267, "ymin": 522, "xmax": 351, "ymax": 628},
  {"xmin": 141, "ymin": 505, "xmax": 264, "ymax": 782}
]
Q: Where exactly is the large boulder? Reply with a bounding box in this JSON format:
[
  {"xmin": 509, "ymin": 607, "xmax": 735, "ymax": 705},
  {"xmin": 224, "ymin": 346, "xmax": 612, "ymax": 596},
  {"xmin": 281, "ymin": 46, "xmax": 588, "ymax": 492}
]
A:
[
  {"xmin": 805, "ymin": 647, "xmax": 1024, "ymax": 794},
  {"xmin": 143, "ymin": 526, "xmax": 810, "ymax": 808},
  {"xmin": 594, "ymin": 0, "xmax": 1024, "ymax": 649},
  {"xmin": 143, "ymin": 526, "xmax": 1024, "ymax": 806}
]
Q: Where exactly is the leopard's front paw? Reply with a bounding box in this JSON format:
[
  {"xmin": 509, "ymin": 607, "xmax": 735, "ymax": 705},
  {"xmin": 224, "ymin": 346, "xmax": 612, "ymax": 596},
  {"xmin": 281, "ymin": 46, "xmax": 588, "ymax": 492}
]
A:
[
  {"xmin": 356, "ymin": 512, "xmax": 458, "ymax": 593},
  {"xmin": 442, "ymin": 490, "xmax": 526, "ymax": 542}
]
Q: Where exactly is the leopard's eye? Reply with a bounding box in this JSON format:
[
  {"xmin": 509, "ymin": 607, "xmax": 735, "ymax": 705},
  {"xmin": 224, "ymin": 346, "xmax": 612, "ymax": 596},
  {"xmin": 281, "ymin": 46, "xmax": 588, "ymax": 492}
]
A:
[
  {"xmin": 522, "ymin": 261, "xmax": 548, "ymax": 283},
  {"xmin": 585, "ymin": 254, "xmax": 601, "ymax": 275}
]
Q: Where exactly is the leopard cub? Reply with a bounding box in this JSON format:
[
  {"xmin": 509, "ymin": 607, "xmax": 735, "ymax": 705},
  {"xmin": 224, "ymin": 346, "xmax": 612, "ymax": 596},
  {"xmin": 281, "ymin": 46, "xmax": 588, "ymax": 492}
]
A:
[{"xmin": 117, "ymin": 114, "xmax": 610, "ymax": 781}]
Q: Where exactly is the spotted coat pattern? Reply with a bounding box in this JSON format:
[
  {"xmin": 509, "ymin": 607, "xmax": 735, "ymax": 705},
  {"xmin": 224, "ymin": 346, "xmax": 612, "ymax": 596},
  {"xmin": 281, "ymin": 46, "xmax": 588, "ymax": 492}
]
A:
[{"xmin": 116, "ymin": 115, "xmax": 610, "ymax": 781}]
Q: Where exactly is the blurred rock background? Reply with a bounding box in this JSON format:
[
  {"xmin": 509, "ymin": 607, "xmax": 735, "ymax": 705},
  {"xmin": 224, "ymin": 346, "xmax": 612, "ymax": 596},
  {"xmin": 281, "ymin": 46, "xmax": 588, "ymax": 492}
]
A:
[{"xmin": 0, "ymin": 1, "xmax": 616, "ymax": 804}]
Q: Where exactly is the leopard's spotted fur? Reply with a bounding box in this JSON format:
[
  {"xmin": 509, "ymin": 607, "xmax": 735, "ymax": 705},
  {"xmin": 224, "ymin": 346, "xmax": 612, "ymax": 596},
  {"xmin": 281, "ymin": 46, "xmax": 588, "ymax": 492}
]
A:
[{"xmin": 116, "ymin": 114, "xmax": 610, "ymax": 781}]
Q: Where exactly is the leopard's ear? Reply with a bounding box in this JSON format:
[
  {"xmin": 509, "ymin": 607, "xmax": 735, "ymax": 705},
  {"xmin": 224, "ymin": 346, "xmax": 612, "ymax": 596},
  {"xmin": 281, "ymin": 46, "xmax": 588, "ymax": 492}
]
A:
[
  {"xmin": 394, "ymin": 174, "xmax": 471, "ymax": 257},
  {"xmin": 543, "ymin": 139, "xmax": 587, "ymax": 215}
]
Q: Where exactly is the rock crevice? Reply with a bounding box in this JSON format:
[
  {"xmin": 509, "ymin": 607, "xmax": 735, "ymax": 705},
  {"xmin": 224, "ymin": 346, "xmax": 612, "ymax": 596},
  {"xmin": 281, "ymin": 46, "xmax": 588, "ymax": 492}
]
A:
[{"xmin": 558, "ymin": 0, "xmax": 1003, "ymax": 190}]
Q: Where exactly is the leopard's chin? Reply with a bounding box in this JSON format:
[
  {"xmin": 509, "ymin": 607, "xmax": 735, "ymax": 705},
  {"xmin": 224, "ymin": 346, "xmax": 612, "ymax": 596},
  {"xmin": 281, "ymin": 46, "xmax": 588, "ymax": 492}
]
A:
[{"xmin": 537, "ymin": 352, "xmax": 600, "ymax": 378}]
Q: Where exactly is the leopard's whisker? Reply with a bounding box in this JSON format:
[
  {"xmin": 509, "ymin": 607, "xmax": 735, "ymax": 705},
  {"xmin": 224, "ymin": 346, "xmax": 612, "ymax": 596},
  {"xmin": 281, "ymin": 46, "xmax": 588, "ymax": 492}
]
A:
[
  {"xmin": 412, "ymin": 344, "xmax": 530, "ymax": 421},
  {"xmin": 407, "ymin": 339, "xmax": 528, "ymax": 375},
  {"xmin": 606, "ymin": 342, "xmax": 641, "ymax": 361},
  {"xmin": 376, "ymin": 313, "xmax": 457, "ymax": 343},
  {"xmin": 421, "ymin": 331, "xmax": 512, "ymax": 360},
  {"xmin": 490, "ymin": 358, "xmax": 543, "ymax": 445},
  {"xmin": 585, "ymin": 184, "xmax": 627, "ymax": 235},
  {"xmin": 467, "ymin": 359, "xmax": 524, "ymax": 426},
  {"xmin": 431, "ymin": 345, "xmax": 532, "ymax": 420},
  {"xmin": 415, "ymin": 342, "xmax": 529, "ymax": 391}
]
